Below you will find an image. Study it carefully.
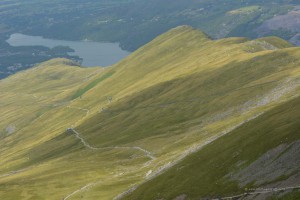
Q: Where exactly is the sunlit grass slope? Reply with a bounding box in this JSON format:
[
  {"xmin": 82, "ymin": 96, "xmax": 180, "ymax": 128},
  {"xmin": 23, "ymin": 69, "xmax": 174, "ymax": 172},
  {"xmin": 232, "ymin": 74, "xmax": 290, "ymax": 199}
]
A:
[
  {"xmin": 0, "ymin": 26, "xmax": 300, "ymax": 199},
  {"xmin": 0, "ymin": 58, "xmax": 98, "ymax": 130}
]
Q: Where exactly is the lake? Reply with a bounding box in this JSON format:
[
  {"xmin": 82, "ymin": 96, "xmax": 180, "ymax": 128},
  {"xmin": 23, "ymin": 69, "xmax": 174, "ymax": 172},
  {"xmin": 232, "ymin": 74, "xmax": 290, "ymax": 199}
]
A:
[{"xmin": 6, "ymin": 33, "xmax": 130, "ymax": 67}]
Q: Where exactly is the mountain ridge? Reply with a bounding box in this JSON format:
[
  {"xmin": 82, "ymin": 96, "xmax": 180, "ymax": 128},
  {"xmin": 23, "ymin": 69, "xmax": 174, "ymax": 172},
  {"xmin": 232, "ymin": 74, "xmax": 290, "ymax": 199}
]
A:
[{"xmin": 0, "ymin": 26, "xmax": 300, "ymax": 200}]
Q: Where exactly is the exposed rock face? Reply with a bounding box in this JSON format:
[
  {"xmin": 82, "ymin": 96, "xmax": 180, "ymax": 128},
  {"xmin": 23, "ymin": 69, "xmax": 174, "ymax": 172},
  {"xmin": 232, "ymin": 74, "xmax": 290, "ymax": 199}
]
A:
[{"xmin": 231, "ymin": 140, "xmax": 300, "ymax": 187}]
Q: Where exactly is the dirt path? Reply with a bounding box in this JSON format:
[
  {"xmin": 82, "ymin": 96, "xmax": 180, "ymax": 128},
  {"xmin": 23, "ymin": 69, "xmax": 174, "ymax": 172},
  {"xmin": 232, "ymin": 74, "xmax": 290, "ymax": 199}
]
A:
[
  {"xmin": 113, "ymin": 113, "xmax": 264, "ymax": 200},
  {"xmin": 0, "ymin": 167, "xmax": 31, "ymax": 179},
  {"xmin": 70, "ymin": 128, "xmax": 155, "ymax": 161},
  {"xmin": 63, "ymin": 181, "xmax": 102, "ymax": 200},
  {"xmin": 67, "ymin": 106, "xmax": 90, "ymax": 116},
  {"xmin": 62, "ymin": 128, "xmax": 156, "ymax": 200},
  {"xmin": 214, "ymin": 185, "xmax": 300, "ymax": 200}
]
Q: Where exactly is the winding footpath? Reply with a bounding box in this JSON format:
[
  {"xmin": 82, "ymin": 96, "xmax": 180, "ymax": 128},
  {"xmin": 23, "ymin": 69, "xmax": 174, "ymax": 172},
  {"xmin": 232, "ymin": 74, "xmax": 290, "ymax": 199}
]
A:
[
  {"xmin": 70, "ymin": 128, "xmax": 155, "ymax": 160},
  {"xmin": 62, "ymin": 129, "xmax": 155, "ymax": 200}
]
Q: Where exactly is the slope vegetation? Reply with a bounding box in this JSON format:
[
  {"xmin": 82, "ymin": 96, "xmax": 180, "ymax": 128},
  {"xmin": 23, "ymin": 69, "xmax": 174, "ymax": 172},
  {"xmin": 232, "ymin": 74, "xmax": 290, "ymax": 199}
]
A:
[
  {"xmin": 122, "ymin": 94, "xmax": 300, "ymax": 200},
  {"xmin": 0, "ymin": 26, "xmax": 300, "ymax": 200}
]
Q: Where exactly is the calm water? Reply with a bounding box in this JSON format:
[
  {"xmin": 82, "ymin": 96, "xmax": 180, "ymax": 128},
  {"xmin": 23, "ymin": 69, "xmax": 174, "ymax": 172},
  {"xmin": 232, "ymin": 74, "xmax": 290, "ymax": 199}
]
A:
[{"xmin": 6, "ymin": 33, "xmax": 130, "ymax": 67}]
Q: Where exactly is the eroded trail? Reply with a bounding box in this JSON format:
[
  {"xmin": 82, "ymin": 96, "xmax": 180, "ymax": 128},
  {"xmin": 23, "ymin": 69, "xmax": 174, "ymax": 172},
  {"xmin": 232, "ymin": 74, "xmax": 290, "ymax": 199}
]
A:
[
  {"xmin": 214, "ymin": 185, "xmax": 300, "ymax": 200},
  {"xmin": 113, "ymin": 77, "xmax": 300, "ymax": 199},
  {"xmin": 63, "ymin": 181, "xmax": 102, "ymax": 200},
  {"xmin": 70, "ymin": 128, "xmax": 156, "ymax": 161},
  {"xmin": 67, "ymin": 106, "xmax": 90, "ymax": 116},
  {"xmin": 113, "ymin": 113, "xmax": 264, "ymax": 200},
  {"xmin": 0, "ymin": 167, "xmax": 31, "ymax": 179},
  {"xmin": 62, "ymin": 129, "xmax": 155, "ymax": 200}
]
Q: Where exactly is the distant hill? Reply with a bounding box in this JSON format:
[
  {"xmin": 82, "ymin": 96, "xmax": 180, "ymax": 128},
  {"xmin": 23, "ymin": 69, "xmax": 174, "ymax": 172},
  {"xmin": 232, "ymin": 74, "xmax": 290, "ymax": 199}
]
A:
[
  {"xmin": 2, "ymin": 0, "xmax": 300, "ymax": 79},
  {"xmin": 1, "ymin": 0, "xmax": 300, "ymax": 51},
  {"xmin": 0, "ymin": 26, "xmax": 299, "ymax": 199}
]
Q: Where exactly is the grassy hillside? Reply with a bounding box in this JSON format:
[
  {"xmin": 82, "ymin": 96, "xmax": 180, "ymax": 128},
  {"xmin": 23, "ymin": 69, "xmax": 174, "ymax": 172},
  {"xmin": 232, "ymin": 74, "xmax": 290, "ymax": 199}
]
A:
[
  {"xmin": 122, "ymin": 93, "xmax": 300, "ymax": 200},
  {"xmin": 0, "ymin": 26, "xmax": 300, "ymax": 199},
  {"xmin": 2, "ymin": 0, "xmax": 299, "ymax": 79},
  {"xmin": 0, "ymin": 58, "xmax": 100, "ymax": 138}
]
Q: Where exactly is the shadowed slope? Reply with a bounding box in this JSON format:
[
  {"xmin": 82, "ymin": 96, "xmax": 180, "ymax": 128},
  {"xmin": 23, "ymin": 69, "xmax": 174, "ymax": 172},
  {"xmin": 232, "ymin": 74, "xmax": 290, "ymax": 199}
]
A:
[
  {"xmin": 122, "ymin": 95, "xmax": 300, "ymax": 200},
  {"xmin": 0, "ymin": 26, "xmax": 300, "ymax": 200}
]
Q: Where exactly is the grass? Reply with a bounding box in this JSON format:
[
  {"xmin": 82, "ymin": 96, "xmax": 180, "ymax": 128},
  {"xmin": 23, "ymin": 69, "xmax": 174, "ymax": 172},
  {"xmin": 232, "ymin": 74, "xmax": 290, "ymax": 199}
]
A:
[
  {"xmin": 228, "ymin": 6, "xmax": 261, "ymax": 15},
  {"xmin": 71, "ymin": 70, "xmax": 115, "ymax": 99},
  {"xmin": 123, "ymin": 94, "xmax": 300, "ymax": 200},
  {"xmin": 0, "ymin": 26, "xmax": 300, "ymax": 199}
]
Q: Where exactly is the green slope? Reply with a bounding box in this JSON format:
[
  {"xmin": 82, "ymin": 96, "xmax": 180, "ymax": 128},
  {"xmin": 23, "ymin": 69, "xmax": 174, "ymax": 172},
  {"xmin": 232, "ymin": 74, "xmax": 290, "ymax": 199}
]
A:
[
  {"xmin": 0, "ymin": 26, "xmax": 300, "ymax": 200},
  {"xmin": 1, "ymin": 0, "xmax": 299, "ymax": 79},
  {"xmin": 122, "ymin": 95, "xmax": 300, "ymax": 200}
]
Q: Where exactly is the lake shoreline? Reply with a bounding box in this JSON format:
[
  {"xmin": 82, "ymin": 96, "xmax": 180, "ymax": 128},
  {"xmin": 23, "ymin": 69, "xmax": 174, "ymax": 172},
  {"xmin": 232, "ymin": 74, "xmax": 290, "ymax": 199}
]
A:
[{"xmin": 6, "ymin": 33, "xmax": 131, "ymax": 67}]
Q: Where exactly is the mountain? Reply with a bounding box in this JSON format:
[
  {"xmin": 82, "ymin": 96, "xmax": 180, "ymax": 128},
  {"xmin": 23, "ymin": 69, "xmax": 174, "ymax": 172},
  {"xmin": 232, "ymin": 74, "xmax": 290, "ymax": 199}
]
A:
[
  {"xmin": 2, "ymin": 0, "xmax": 300, "ymax": 79},
  {"xmin": 0, "ymin": 26, "xmax": 300, "ymax": 200}
]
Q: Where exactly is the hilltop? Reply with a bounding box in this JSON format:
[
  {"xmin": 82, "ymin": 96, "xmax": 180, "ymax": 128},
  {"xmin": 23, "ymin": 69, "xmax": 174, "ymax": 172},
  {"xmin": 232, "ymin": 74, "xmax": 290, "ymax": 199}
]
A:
[
  {"xmin": 2, "ymin": 0, "xmax": 300, "ymax": 79},
  {"xmin": 0, "ymin": 26, "xmax": 300, "ymax": 200}
]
